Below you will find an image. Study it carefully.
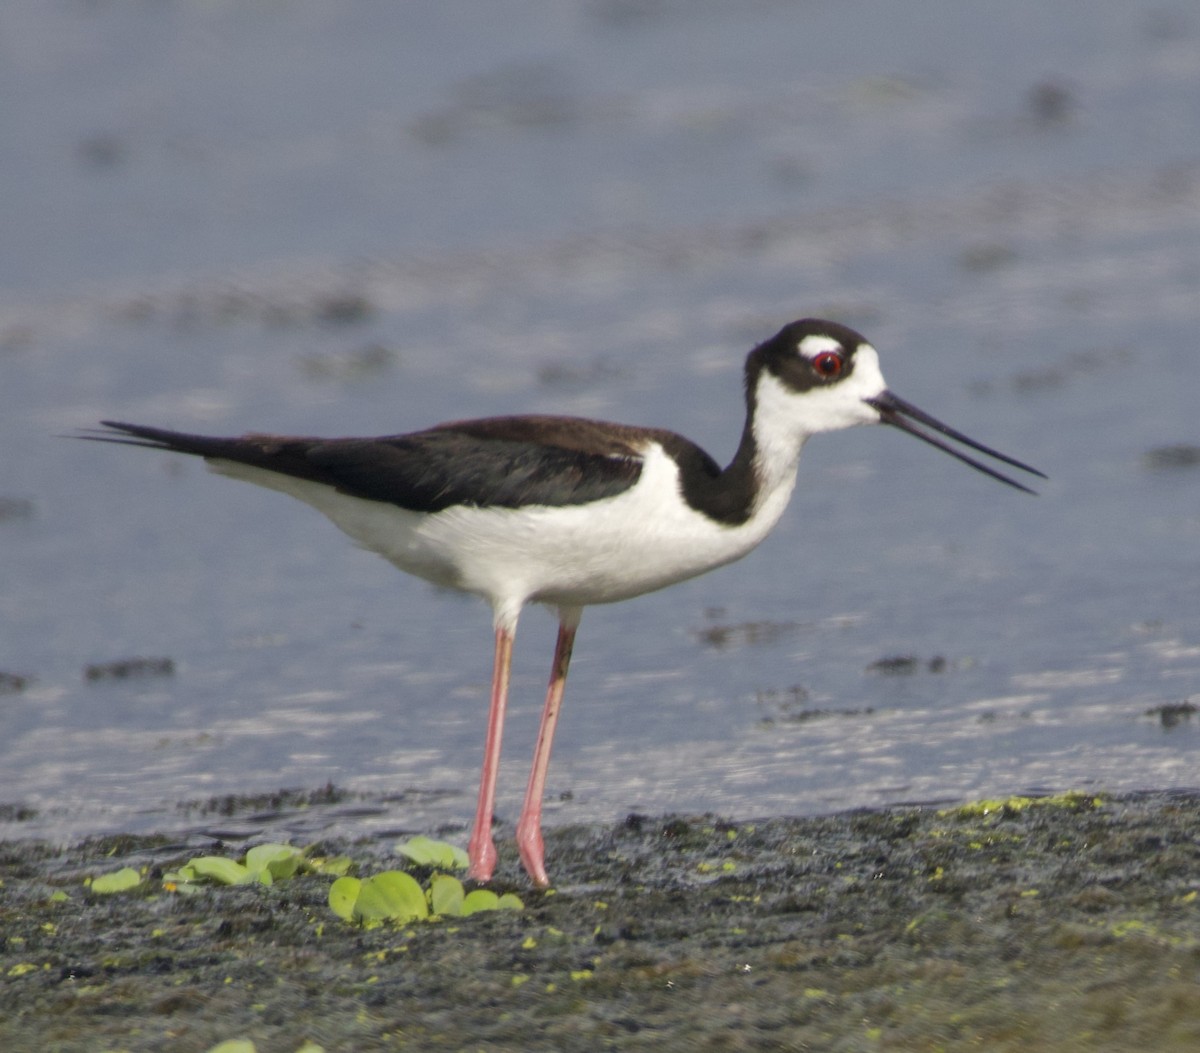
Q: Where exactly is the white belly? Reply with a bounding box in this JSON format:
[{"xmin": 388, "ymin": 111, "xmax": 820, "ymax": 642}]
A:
[{"xmin": 211, "ymin": 444, "xmax": 797, "ymax": 619}]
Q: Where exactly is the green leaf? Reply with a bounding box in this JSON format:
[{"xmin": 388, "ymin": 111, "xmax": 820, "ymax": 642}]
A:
[
  {"xmin": 395, "ymin": 835, "xmax": 469, "ymax": 870},
  {"xmin": 328, "ymin": 876, "xmax": 361, "ymax": 922},
  {"xmin": 497, "ymin": 892, "xmax": 524, "ymax": 912},
  {"xmin": 354, "ymin": 871, "xmax": 429, "ymax": 924},
  {"xmin": 461, "ymin": 888, "xmax": 500, "ymax": 915},
  {"xmin": 187, "ymin": 856, "xmax": 253, "ymax": 885},
  {"xmin": 429, "ymin": 874, "xmax": 465, "ymax": 916},
  {"xmin": 314, "ymin": 855, "xmax": 354, "ymax": 876},
  {"xmin": 90, "ymin": 867, "xmax": 142, "ymax": 894},
  {"xmin": 245, "ymin": 843, "xmax": 304, "ymax": 881},
  {"xmin": 205, "ymin": 1042, "xmax": 257, "ymax": 1053}
]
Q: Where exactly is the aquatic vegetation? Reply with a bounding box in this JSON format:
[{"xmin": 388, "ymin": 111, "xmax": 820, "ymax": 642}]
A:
[
  {"xmin": 939, "ymin": 791, "xmax": 1102, "ymax": 821},
  {"xmin": 395, "ymin": 834, "xmax": 470, "ymax": 870},
  {"xmin": 205, "ymin": 1042, "xmax": 323, "ymax": 1053},
  {"xmin": 164, "ymin": 843, "xmax": 309, "ymax": 888},
  {"xmin": 84, "ymin": 838, "xmax": 521, "ymax": 929},
  {"xmin": 329, "ymin": 869, "xmax": 522, "ymax": 928},
  {"xmin": 88, "ymin": 866, "xmax": 142, "ymax": 894}
]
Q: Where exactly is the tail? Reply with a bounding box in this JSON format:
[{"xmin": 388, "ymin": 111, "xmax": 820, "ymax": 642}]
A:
[{"xmin": 76, "ymin": 421, "xmax": 353, "ymax": 495}]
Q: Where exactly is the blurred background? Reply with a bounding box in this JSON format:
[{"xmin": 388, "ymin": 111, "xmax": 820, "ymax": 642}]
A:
[{"xmin": 1, "ymin": 0, "xmax": 1197, "ymax": 845}]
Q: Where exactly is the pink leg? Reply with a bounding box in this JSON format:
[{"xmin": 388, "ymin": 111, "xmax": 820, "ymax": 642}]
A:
[
  {"xmin": 467, "ymin": 626, "xmax": 515, "ymax": 882},
  {"xmin": 516, "ymin": 612, "xmax": 580, "ymax": 887}
]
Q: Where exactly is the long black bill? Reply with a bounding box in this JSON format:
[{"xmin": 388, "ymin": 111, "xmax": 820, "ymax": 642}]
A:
[{"xmin": 865, "ymin": 391, "xmax": 1047, "ymax": 495}]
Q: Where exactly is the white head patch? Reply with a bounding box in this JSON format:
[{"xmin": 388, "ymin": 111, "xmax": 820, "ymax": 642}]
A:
[{"xmin": 796, "ymin": 333, "xmax": 847, "ymax": 359}]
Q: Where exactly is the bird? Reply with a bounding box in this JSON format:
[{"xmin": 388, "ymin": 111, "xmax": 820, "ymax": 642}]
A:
[{"xmin": 83, "ymin": 318, "xmax": 1044, "ymax": 887}]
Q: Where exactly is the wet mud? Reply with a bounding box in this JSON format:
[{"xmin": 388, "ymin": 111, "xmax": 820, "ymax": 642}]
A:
[{"xmin": 3, "ymin": 790, "xmax": 1199, "ymax": 1051}]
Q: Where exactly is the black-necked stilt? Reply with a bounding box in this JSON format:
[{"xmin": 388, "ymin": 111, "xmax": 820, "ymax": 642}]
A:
[{"xmin": 84, "ymin": 318, "xmax": 1044, "ymax": 886}]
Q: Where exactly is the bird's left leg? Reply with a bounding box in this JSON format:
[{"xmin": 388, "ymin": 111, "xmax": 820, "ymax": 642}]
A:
[{"xmin": 516, "ymin": 606, "xmax": 582, "ymax": 887}]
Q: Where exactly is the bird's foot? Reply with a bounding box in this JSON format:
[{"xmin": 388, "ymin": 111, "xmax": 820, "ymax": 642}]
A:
[
  {"xmin": 516, "ymin": 815, "xmax": 550, "ymax": 888},
  {"xmin": 467, "ymin": 830, "xmax": 498, "ymax": 883}
]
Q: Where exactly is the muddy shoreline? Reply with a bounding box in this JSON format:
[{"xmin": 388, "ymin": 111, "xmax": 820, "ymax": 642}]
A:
[{"xmin": 3, "ymin": 790, "xmax": 1199, "ymax": 1051}]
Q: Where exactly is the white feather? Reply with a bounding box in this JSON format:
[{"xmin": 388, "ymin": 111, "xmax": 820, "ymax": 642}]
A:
[{"xmin": 211, "ymin": 439, "xmax": 799, "ymax": 630}]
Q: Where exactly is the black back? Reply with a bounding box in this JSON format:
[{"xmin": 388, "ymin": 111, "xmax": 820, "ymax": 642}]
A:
[{"xmin": 90, "ymin": 417, "xmax": 670, "ymax": 513}]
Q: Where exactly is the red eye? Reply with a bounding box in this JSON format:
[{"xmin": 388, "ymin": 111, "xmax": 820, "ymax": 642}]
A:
[{"xmin": 812, "ymin": 351, "xmax": 844, "ymax": 378}]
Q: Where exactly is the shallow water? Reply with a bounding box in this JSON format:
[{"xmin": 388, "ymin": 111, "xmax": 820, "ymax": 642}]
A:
[{"xmin": 1, "ymin": 1, "xmax": 1198, "ymax": 844}]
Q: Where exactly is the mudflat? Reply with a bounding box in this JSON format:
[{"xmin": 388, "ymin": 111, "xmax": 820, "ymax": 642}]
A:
[{"xmin": 3, "ymin": 791, "xmax": 1199, "ymax": 1051}]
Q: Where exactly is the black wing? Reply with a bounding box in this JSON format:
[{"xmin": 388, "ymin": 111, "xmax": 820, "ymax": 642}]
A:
[{"xmin": 85, "ymin": 417, "xmax": 651, "ymax": 513}]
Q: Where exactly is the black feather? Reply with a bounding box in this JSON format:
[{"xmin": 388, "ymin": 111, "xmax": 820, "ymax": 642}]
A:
[{"xmin": 85, "ymin": 419, "xmax": 648, "ymax": 513}]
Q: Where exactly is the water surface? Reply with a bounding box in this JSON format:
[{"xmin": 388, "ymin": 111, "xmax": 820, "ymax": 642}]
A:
[{"xmin": 2, "ymin": 0, "xmax": 1197, "ymax": 845}]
